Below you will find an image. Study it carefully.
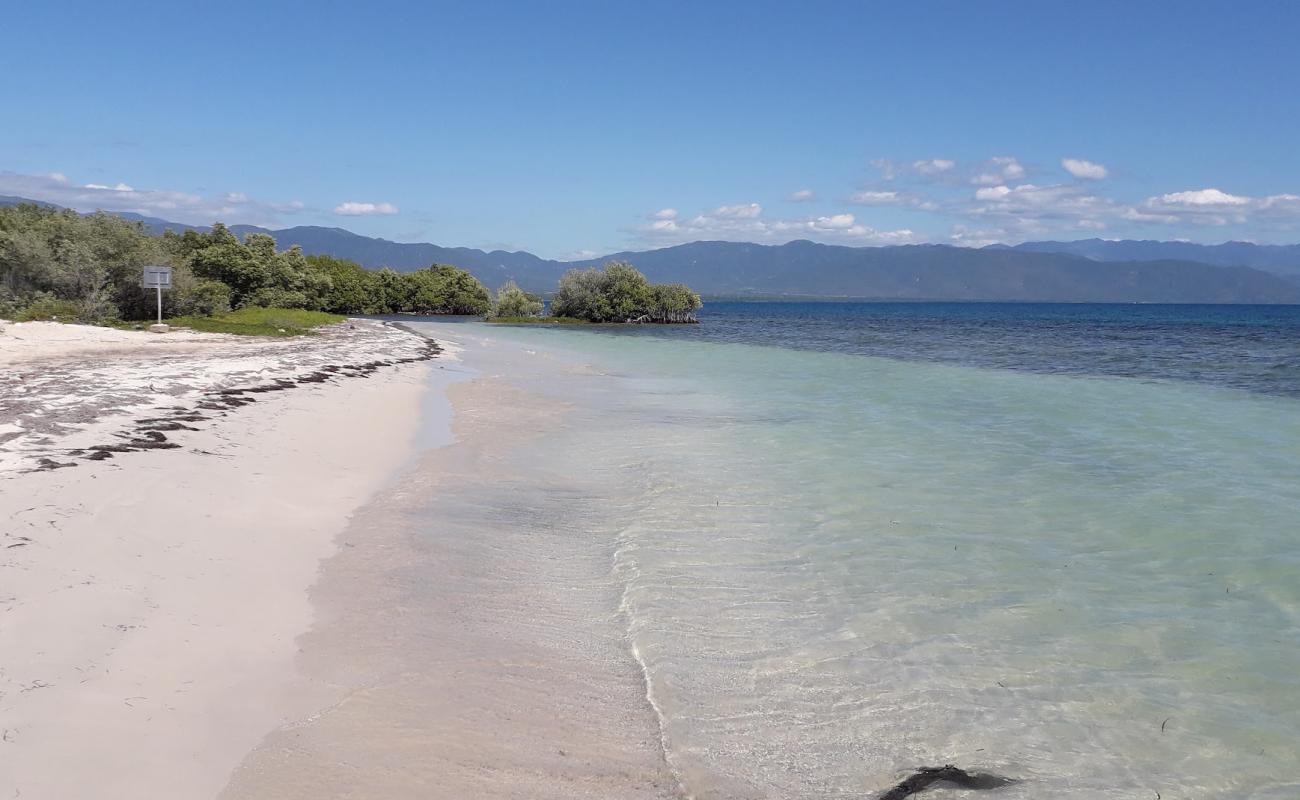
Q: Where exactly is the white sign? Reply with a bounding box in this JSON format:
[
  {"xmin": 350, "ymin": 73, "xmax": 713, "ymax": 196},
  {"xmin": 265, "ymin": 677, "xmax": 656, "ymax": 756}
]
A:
[{"xmin": 141, "ymin": 265, "xmax": 173, "ymax": 289}]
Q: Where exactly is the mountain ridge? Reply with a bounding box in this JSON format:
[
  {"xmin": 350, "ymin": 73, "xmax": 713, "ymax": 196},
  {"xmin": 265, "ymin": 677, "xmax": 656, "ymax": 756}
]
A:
[{"xmin": 2, "ymin": 196, "xmax": 1297, "ymax": 303}]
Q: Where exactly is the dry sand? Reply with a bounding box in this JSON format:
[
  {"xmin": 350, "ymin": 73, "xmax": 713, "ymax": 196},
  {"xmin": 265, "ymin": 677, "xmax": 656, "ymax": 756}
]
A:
[{"xmin": 0, "ymin": 320, "xmax": 438, "ymax": 798}]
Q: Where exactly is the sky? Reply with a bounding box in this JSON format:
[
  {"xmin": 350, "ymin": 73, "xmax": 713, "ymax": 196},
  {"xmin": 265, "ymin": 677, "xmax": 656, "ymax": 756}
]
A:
[{"xmin": 3, "ymin": 0, "xmax": 1299, "ymax": 258}]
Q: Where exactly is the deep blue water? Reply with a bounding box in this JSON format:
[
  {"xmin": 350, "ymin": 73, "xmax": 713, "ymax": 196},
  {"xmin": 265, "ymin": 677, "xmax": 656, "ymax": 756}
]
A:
[{"xmin": 577, "ymin": 301, "xmax": 1300, "ymax": 397}]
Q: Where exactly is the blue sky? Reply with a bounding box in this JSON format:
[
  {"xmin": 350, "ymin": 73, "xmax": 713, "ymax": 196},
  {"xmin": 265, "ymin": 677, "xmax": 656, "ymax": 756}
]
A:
[{"xmin": 3, "ymin": 0, "xmax": 1299, "ymax": 257}]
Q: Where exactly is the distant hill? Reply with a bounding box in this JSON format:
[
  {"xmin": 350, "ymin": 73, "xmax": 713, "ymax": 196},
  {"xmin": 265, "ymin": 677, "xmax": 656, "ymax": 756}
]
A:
[
  {"xmin": 2, "ymin": 196, "xmax": 1297, "ymax": 303},
  {"xmin": 570, "ymin": 240, "xmax": 1300, "ymax": 303},
  {"xmin": 226, "ymin": 225, "xmax": 568, "ymax": 290},
  {"xmin": 1002, "ymin": 238, "xmax": 1300, "ymax": 276}
]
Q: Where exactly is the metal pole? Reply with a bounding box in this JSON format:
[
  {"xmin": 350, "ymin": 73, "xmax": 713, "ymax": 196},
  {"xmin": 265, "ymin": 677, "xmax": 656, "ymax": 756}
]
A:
[{"xmin": 157, "ymin": 284, "xmax": 162, "ymax": 324}]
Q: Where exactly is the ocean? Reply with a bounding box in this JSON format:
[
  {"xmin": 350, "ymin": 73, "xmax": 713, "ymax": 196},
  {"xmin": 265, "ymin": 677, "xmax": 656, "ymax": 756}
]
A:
[{"xmin": 405, "ymin": 302, "xmax": 1300, "ymax": 799}]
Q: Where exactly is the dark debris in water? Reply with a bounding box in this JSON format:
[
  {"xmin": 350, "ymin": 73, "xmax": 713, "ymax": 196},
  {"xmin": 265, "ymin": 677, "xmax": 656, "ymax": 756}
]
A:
[{"xmin": 878, "ymin": 765, "xmax": 1016, "ymax": 800}]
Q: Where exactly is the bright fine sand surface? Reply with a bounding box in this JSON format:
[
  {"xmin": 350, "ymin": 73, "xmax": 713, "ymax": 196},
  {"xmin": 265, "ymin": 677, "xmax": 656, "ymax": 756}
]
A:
[{"xmin": 0, "ymin": 320, "xmax": 439, "ymax": 799}]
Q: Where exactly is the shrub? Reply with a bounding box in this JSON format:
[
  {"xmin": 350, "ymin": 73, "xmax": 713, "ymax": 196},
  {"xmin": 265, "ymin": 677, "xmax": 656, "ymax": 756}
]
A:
[
  {"xmin": 404, "ymin": 265, "xmax": 491, "ymax": 314},
  {"xmin": 549, "ymin": 267, "xmax": 612, "ymax": 321},
  {"xmin": 241, "ymin": 287, "xmax": 312, "ymax": 310},
  {"xmin": 171, "ymin": 279, "xmax": 232, "ymax": 317},
  {"xmin": 16, "ymin": 294, "xmax": 82, "ymax": 322},
  {"xmin": 550, "ymin": 261, "xmax": 701, "ymax": 323},
  {"xmin": 493, "ymin": 281, "xmax": 543, "ymax": 317}
]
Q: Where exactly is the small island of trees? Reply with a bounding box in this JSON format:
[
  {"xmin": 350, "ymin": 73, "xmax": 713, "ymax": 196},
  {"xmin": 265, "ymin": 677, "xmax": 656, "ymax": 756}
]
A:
[{"xmin": 491, "ymin": 261, "xmax": 702, "ymax": 324}]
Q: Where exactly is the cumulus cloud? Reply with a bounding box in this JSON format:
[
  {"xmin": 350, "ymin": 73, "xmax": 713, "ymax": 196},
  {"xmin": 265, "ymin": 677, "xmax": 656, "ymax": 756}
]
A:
[
  {"xmin": 651, "ymin": 208, "xmax": 678, "ymax": 219},
  {"xmin": 871, "ymin": 157, "xmax": 957, "ymax": 182},
  {"xmin": 0, "ymin": 169, "xmax": 305, "ymax": 225},
  {"xmin": 1062, "ymin": 158, "xmax": 1108, "ymax": 180},
  {"xmin": 711, "ymin": 202, "xmax": 763, "ymax": 219},
  {"xmin": 1131, "ymin": 188, "xmax": 1300, "ymax": 227},
  {"xmin": 787, "ymin": 189, "xmax": 816, "ymax": 202},
  {"xmin": 974, "ymin": 185, "xmax": 1011, "ymax": 201},
  {"xmin": 848, "ymin": 190, "xmax": 900, "ymax": 205},
  {"xmin": 913, "ymin": 158, "xmax": 955, "ymax": 175},
  {"xmin": 971, "ymin": 156, "xmax": 1026, "ymax": 186},
  {"xmin": 991, "ymin": 156, "xmax": 1024, "ymax": 180},
  {"xmin": 1157, "ymin": 188, "xmax": 1250, "ymax": 206},
  {"xmin": 965, "ymin": 182, "xmax": 1124, "ymax": 239},
  {"xmin": 635, "ymin": 202, "xmax": 914, "ymax": 246},
  {"xmin": 334, "ymin": 201, "xmax": 399, "ymax": 216}
]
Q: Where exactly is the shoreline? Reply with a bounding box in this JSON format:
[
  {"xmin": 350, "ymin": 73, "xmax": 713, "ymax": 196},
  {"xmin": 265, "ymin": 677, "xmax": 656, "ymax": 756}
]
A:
[
  {"xmin": 218, "ymin": 323, "xmax": 680, "ymax": 799},
  {"xmin": 1, "ymin": 320, "xmax": 438, "ymax": 799}
]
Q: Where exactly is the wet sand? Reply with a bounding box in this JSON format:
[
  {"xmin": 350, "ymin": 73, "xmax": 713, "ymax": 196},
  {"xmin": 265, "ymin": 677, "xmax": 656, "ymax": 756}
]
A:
[{"xmin": 219, "ymin": 360, "xmax": 679, "ymax": 799}]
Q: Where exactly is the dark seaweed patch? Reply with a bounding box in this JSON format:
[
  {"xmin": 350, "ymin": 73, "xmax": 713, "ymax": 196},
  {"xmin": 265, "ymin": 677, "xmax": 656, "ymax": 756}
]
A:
[{"xmin": 878, "ymin": 765, "xmax": 1016, "ymax": 799}]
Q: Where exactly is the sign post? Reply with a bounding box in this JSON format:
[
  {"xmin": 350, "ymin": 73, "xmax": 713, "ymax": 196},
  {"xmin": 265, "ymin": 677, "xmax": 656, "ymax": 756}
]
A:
[{"xmin": 141, "ymin": 266, "xmax": 173, "ymax": 332}]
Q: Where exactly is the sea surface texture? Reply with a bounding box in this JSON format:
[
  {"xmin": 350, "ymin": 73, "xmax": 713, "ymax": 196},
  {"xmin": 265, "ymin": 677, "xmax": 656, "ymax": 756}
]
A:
[{"xmin": 413, "ymin": 303, "xmax": 1300, "ymax": 799}]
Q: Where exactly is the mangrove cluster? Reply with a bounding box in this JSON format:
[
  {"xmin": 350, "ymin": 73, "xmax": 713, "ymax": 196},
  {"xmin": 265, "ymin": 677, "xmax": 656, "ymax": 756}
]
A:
[{"xmin": 512, "ymin": 261, "xmax": 701, "ymax": 323}]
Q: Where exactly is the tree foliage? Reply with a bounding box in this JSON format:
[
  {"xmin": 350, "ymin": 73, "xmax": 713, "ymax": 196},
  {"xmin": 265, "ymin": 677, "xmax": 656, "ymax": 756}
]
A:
[
  {"xmin": 0, "ymin": 204, "xmax": 493, "ymax": 322},
  {"xmin": 492, "ymin": 281, "xmax": 544, "ymax": 318},
  {"xmin": 1, "ymin": 206, "xmax": 697, "ymax": 326},
  {"xmin": 549, "ymin": 261, "xmax": 701, "ymax": 323}
]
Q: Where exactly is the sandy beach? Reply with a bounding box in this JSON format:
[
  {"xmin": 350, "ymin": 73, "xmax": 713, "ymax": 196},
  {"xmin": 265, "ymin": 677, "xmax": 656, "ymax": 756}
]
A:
[{"xmin": 0, "ymin": 320, "xmax": 441, "ymax": 798}]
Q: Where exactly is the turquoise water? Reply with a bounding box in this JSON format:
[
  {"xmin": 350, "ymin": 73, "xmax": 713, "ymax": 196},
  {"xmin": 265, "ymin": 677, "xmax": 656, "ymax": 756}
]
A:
[{"xmin": 415, "ymin": 306, "xmax": 1300, "ymax": 798}]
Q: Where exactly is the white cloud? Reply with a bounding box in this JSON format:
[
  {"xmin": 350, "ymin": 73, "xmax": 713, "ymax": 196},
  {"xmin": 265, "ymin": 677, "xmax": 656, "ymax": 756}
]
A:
[
  {"xmin": 651, "ymin": 208, "xmax": 677, "ymax": 220},
  {"xmin": 872, "ymin": 158, "xmax": 958, "ymax": 182},
  {"xmin": 0, "ymin": 169, "xmax": 303, "ymax": 225},
  {"xmin": 334, "ymin": 201, "xmax": 399, "ymax": 216},
  {"xmin": 1062, "ymin": 158, "xmax": 1108, "ymax": 180},
  {"xmin": 787, "ymin": 189, "xmax": 815, "ymax": 202},
  {"xmin": 636, "ymin": 203, "xmax": 914, "ymax": 246},
  {"xmin": 966, "ymin": 182, "xmax": 1124, "ymax": 240},
  {"xmin": 848, "ymin": 190, "xmax": 900, "ymax": 205},
  {"xmin": 224, "ymin": 191, "xmax": 249, "ymax": 204},
  {"xmin": 972, "ymin": 157, "xmax": 1026, "ymax": 185},
  {"xmin": 711, "ymin": 202, "xmax": 763, "ymax": 219},
  {"xmin": 1133, "ymin": 188, "xmax": 1300, "ymax": 227},
  {"xmin": 974, "ymin": 185, "xmax": 1012, "ymax": 201},
  {"xmin": 913, "ymin": 158, "xmax": 955, "ymax": 175},
  {"xmin": 991, "ymin": 156, "xmax": 1024, "ymax": 180},
  {"xmin": 1157, "ymin": 188, "xmax": 1250, "ymax": 206}
]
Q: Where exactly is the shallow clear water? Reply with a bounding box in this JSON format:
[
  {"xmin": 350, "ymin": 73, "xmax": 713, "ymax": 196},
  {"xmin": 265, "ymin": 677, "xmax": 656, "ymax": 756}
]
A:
[{"xmin": 413, "ymin": 303, "xmax": 1300, "ymax": 799}]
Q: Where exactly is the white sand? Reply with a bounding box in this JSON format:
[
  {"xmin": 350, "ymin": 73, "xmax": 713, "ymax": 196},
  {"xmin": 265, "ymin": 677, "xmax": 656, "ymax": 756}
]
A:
[
  {"xmin": 0, "ymin": 321, "xmax": 438, "ymax": 799},
  {"xmin": 0, "ymin": 319, "xmax": 231, "ymax": 367}
]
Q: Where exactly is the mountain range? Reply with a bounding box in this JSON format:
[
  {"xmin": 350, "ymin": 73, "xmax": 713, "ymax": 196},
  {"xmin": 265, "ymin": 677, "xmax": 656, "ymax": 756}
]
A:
[{"xmin": 3, "ymin": 196, "xmax": 1298, "ymax": 303}]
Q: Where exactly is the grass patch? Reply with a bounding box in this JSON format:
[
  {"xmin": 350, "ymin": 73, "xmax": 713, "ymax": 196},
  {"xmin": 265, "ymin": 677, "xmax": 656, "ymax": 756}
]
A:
[
  {"xmin": 166, "ymin": 307, "xmax": 345, "ymax": 337},
  {"xmin": 486, "ymin": 316, "xmax": 590, "ymax": 325}
]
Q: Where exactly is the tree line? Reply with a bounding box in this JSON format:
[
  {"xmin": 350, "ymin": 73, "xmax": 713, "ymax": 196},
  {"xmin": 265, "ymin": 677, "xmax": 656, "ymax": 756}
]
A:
[
  {"xmin": 1, "ymin": 204, "xmax": 700, "ymax": 325},
  {"xmin": 0, "ymin": 205, "xmax": 491, "ymax": 321}
]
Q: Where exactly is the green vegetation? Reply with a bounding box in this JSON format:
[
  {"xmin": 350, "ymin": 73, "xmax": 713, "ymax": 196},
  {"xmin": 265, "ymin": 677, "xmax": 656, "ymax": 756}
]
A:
[
  {"xmin": 165, "ymin": 307, "xmax": 344, "ymax": 337},
  {"xmin": 1, "ymin": 205, "xmax": 699, "ymax": 334},
  {"xmin": 490, "ymin": 281, "xmax": 544, "ymax": 319},
  {"xmin": 0, "ymin": 204, "xmax": 492, "ymax": 328},
  {"xmin": 549, "ymin": 261, "xmax": 701, "ymax": 323}
]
